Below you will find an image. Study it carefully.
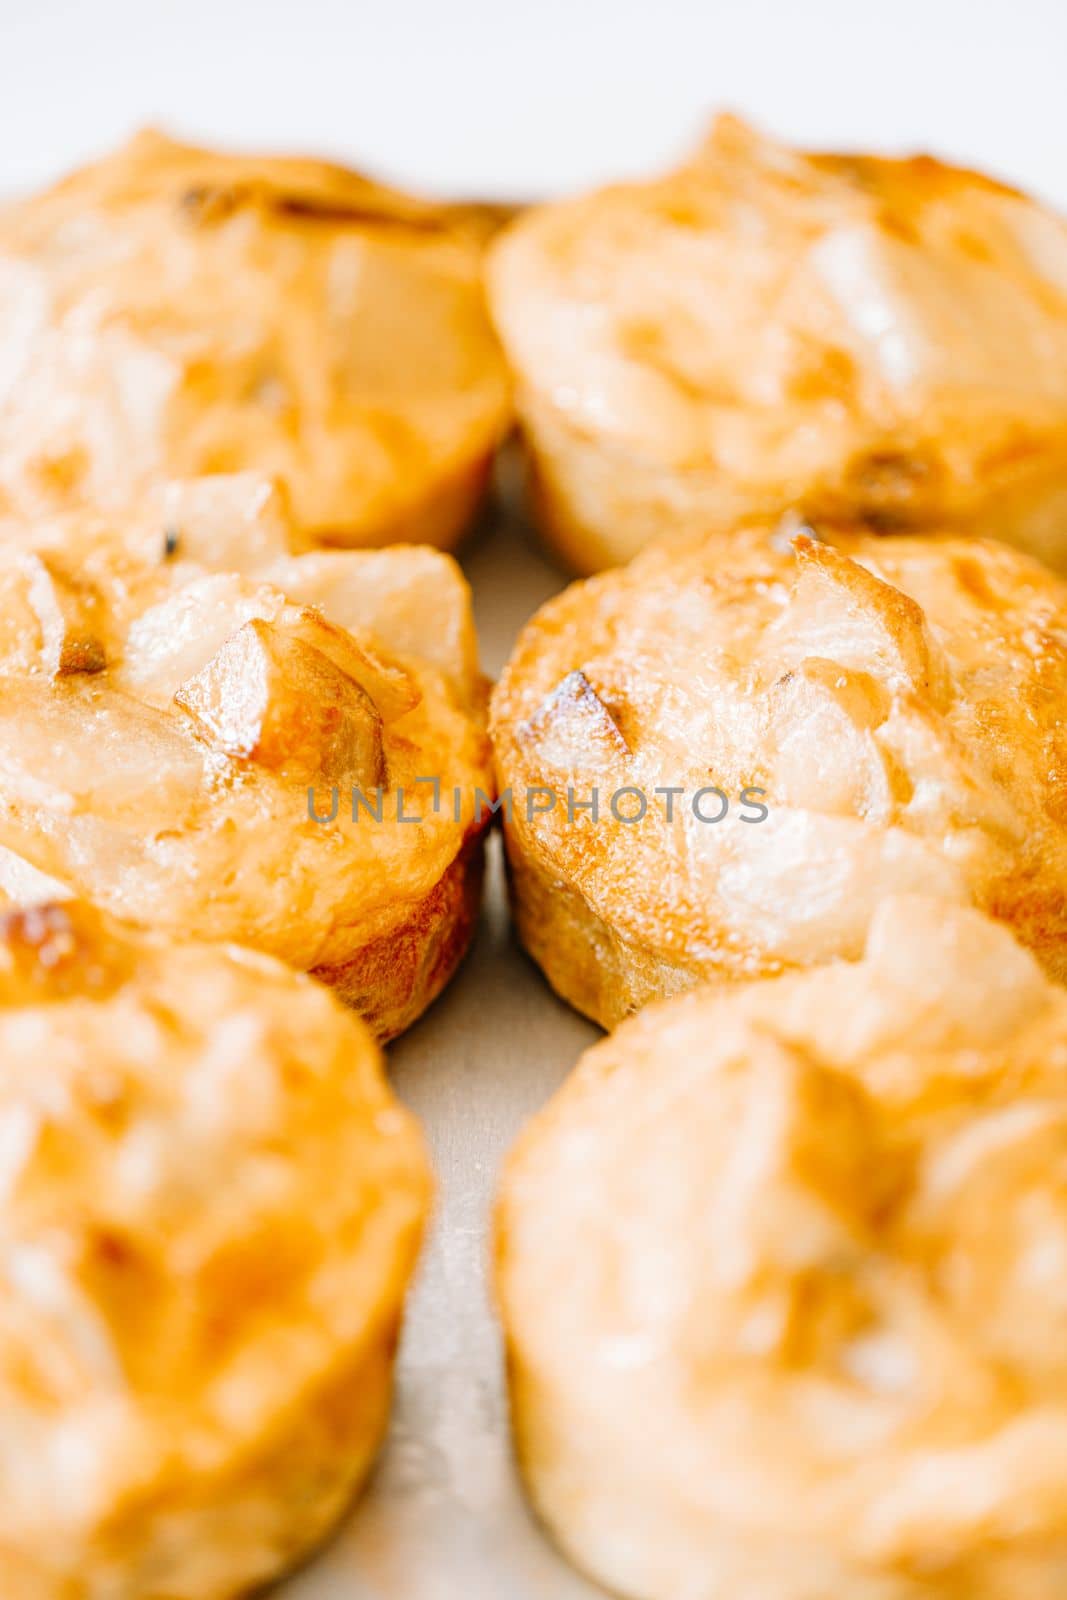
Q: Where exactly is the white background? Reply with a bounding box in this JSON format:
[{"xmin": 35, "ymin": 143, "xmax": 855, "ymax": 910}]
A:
[{"xmin": 1, "ymin": 0, "xmax": 1065, "ymax": 207}]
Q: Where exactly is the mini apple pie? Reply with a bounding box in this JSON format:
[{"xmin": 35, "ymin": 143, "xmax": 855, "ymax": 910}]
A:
[
  {"xmin": 0, "ymin": 897, "xmax": 429, "ymax": 1598},
  {"xmin": 490, "ymin": 521, "xmax": 1067, "ymax": 1027},
  {"xmin": 497, "ymin": 897, "xmax": 1067, "ymax": 1600},
  {"xmin": 0, "ymin": 129, "xmax": 511, "ymax": 550},
  {"xmin": 489, "ymin": 116, "xmax": 1067, "ymax": 572},
  {"xmin": 0, "ymin": 479, "xmax": 492, "ymax": 1039}
]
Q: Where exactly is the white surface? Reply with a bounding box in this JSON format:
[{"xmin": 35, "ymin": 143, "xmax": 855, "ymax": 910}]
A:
[
  {"xmin": 1, "ymin": 0, "xmax": 1065, "ymax": 207},
  {"xmin": 286, "ymin": 501, "xmax": 606, "ymax": 1600}
]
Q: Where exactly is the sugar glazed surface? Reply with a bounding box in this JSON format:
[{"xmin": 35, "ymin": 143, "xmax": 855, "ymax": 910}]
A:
[
  {"xmin": 491, "ymin": 521, "xmax": 1067, "ymax": 1027},
  {"xmin": 497, "ymin": 897, "xmax": 1067, "ymax": 1600},
  {"xmin": 0, "ymin": 130, "xmax": 511, "ymax": 549},
  {"xmin": 0, "ymin": 476, "xmax": 492, "ymax": 1038},
  {"xmin": 0, "ymin": 899, "xmax": 430, "ymax": 1599},
  {"xmin": 490, "ymin": 116, "xmax": 1067, "ymax": 571}
]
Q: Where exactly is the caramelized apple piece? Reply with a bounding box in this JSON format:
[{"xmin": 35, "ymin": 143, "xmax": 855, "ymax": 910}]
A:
[
  {"xmin": 263, "ymin": 548, "xmax": 480, "ymax": 697},
  {"xmin": 0, "ymin": 678, "xmax": 206, "ymax": 812},
  {"xmin": 877, "ymin": 695, "xmax": 1022, "ymax": 840},
  {"xmin": 122, "ymin": 582, "xmax": 419, "ymax": 727},
  {"xmin": 518, "ymin": 669, "xmax": 630, "ymax": 769},
  {"xmin": 762, "ymin": 659, "xmax": 894, "ymax": 819},
  {"xmin": 20, "ymin": 553, "xmax": 106, "ymax": 676},
  {"xmin": 152, "ymin": 474, "xmax": 298, "ymax": 569},
  {"xmin": 174, "ymin": 619, "xmax": 386, "ymax": 786},
  {"xmin": 283, "ymin": 607, "xmax": 420, "ymax": 722},
  {"xmin": 780, "ymin": 536, "xmax": 950, "ymax": 706},
  {"xmin": 118, "ymin": 573, "xmax": 288, "ymax": 707}
]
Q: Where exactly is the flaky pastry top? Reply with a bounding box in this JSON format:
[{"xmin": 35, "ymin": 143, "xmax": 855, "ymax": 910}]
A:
[
  {"xmin": 0, "ymin": 898, "xmax": 428, "ymax": 1554},
  {"xmin": 0, "ymin": 476, "xmax": 491, "ymax": 972},
  {"xmin": 497, "ymin": 897, "xmax": 1067, "ymax": 1593},
  {"xmin": 0, "ymin": 129, "xmax": 510, "ymax": 542},
  {"xmin": 491, "ymin": 521, "xmax": 1067, "ymax": 982},
  {"xmin": 490, "ymin": 117, "xmax": 1067, "ymax": 537}
]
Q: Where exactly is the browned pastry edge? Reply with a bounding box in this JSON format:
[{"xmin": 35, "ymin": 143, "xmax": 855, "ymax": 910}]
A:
[
  {"xmin": 65, "ymin": 1267, "xmax": 411, "ymax": 1598},
  {"xmin": 518, "ymin": 387, "xmax": 1067, "ymax": 577},
  {"xmin": 316, "ymin": 442, "xmax": 497, "ymax": 554},
  {"xmin": 0, "ymin": 1295, "xmax": 407, "ymax": 1599},
  {"xmin": 132, "ymin": 1301, "xmax": 400, "ymax": 1598},
  {"xmin": 504, "ymin": 827, "xmax": 723, "ymax": 1031},
  {"xmin": 0, "ymin": 895, "xmax": 432, "ymax": 1597},
  {"xmin": 517, "ymin": 392, "xmax": 705, "ymax": 575},
  {"xmin": 316, "ymin": 828, "xmax": 487, "ymax": 1040},
  {"xmin": 504, "ymin": 769, "xmax": 1067, "ymax": 1033}
]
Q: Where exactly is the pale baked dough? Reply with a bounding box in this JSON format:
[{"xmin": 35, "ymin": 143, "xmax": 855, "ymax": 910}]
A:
[
  {"xmin": 497, "ymin": 895, "xmax": 1067, "ymax": 1600},
  {"xmin": 490, "ymin": 521, "xmax": 1067, "ymax": 1027},
  {"xmin": 0, "ymin": 897, "xmax": 430, "ymax": 1599},
  {"xmin": 0, "ymin": 129, "xmax": 511, "ymax": 550},
  {"xmin": 0, "ymin": 476, "xmax": 492, "ymax": 1039},
  {"xmin": 489, "ymin": 116, "xmax": 1067, "ymax": 572}
]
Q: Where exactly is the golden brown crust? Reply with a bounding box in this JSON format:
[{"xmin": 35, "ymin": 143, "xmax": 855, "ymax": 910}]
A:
[
  {"xmin": 0, "ymin": 899, "xmax": 430, "ymax": 1599},
  {"xmin": 496, "ymin": 897, "xmax": 1067, "ymax": 1600},
  {"xmin": 0, "ymin": 129, "xmax": 511, "ymax": 551},
  {"xmin": 491, "ymin": 522, "xmax": 1067, "ymax": 1027},
  {"xmin": 0, "ymin": 480, "xmax": 492, "ymax": 1038},
  {"xmin": 315, "ymin": 831, "xmax": 485, "ymax": 1041},
  {"xmin": 490, "ymin": 115, "xmax": 1067, "ymax": 573},
  {"xmin": 502, "ymin": 826, "xmax": 697, "ymax": 1026}
]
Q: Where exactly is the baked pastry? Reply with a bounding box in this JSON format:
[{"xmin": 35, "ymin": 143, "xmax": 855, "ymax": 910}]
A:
[
  {"xmin": 489, "ymin": 115, "xmax": 1067, "ymax": 573},
  {"xmin": 0, "ymin": 477, "xmax": 492, "ymax": 1039},
  {"xmin": 490, "ymin": 520, "xmax": 1067, "ymax": 1027},
  {"xmin": 0, "ymin": 128, "xmax": 511, "ymax": 550},
  {"xmin": 496, "ymin": 895, "xmax": 1067, "ymax": 1600},
  {"xmin": 0, "ymin": 897, "xmax": 430, "ymax": 1598}
]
